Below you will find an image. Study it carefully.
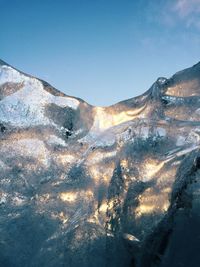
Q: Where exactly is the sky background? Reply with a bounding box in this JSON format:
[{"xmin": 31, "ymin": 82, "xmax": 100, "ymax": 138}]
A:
[{"xmin": 1, "ymin": 0, "xmax": 200, "ymax": 106}]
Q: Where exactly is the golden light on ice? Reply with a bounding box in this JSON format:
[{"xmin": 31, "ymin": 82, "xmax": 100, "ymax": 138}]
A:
[
  {"xmin": 135, "ymin": 188, "xmax": 170, "ymax": 218},
  {"xmin": 91, "ymin": 106, "xmax": 145, "ymax": 132},
  {"xmin": 121, "ymin": 159, "xmax": 128, "ymax": 168},
  {"xmin": 142, "ymin": 159, "xmax": 165, "ymax": 181},
  {"xmin": 59, "ymin": 212, "xmax": 69, "ymax": 224},
  {"xmin": 88, "ymin": 162, "xmax": 115, "ymax": 185},
  {"xmin": 135, "ymin": 204, "xmax": 155, "ymax": 217},
  {"xmin": 60, "ymin": 190, "xmax": 94, "ymax": 203},
  {"xmin": 98, "ymin": 201, "xmax": 108, "ymax": 213},
  {"xmin": 85, "ymin": 189, "xmax": 94, "ymax": 199},
  {"xmin": 60, "ymin": 192, "xmax": 77, "ymax": 203},
  {"xmin": 55, "ymin": 154, "xmax": 75, "ymax": 165},
  {"xmin": 166, "ymin": 79, "xmax": 200, "ymax": 97}
]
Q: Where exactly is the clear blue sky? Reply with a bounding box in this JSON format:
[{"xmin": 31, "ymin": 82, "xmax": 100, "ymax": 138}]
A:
[{"xmin": 1, "ymin": 0, "xmax": 200, "ymax": 106}]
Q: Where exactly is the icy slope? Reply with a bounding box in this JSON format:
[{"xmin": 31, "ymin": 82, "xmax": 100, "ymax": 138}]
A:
[{"xmin": 1, "ymin": 60, "xmax": 200, "ymax": 267}]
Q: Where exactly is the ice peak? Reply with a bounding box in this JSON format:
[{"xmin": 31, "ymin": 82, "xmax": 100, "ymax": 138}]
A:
[{"xmin": 0, "ymin": 59, "xmax": 9, "ymax": 66}]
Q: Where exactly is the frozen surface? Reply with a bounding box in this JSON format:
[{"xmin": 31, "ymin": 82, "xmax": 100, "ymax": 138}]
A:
[
  {"xmin": 0, "ymin": 66, "xmax": 79, "ymax": 127},
  {"xmin": 1, "ymin": 61, "xmax": 200, "ymax": 267}
]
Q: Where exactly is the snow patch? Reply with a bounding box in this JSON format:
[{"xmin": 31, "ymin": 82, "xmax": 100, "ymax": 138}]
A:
[
  {"xmin": 47, "ymin": 135, "xmax": 67, "ymax": 147},
  {"xmin": 0, "ymin": 66, "xmax": 26, "ymax": 85},
  {"xmin": 0, "ymin": 67, "xmax": 79, "ymax": 127},
  {"xmin": 93, "ymin": 133, "xmax": 116, "ymax": 147},
  {"xmin": 1, "ymin": 138, "xmax": 50, "ymax": 166}
]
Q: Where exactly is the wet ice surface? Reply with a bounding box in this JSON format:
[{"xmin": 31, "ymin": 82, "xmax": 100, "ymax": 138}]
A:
[{"xmin": 1, "ymin": 61, "xmax": 200, "ymax": 267}]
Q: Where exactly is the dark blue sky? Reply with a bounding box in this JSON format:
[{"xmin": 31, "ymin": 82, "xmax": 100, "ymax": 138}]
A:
[{"xmin": 1, "ymin": 0, "xmax": 200, "ymax": 106}]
